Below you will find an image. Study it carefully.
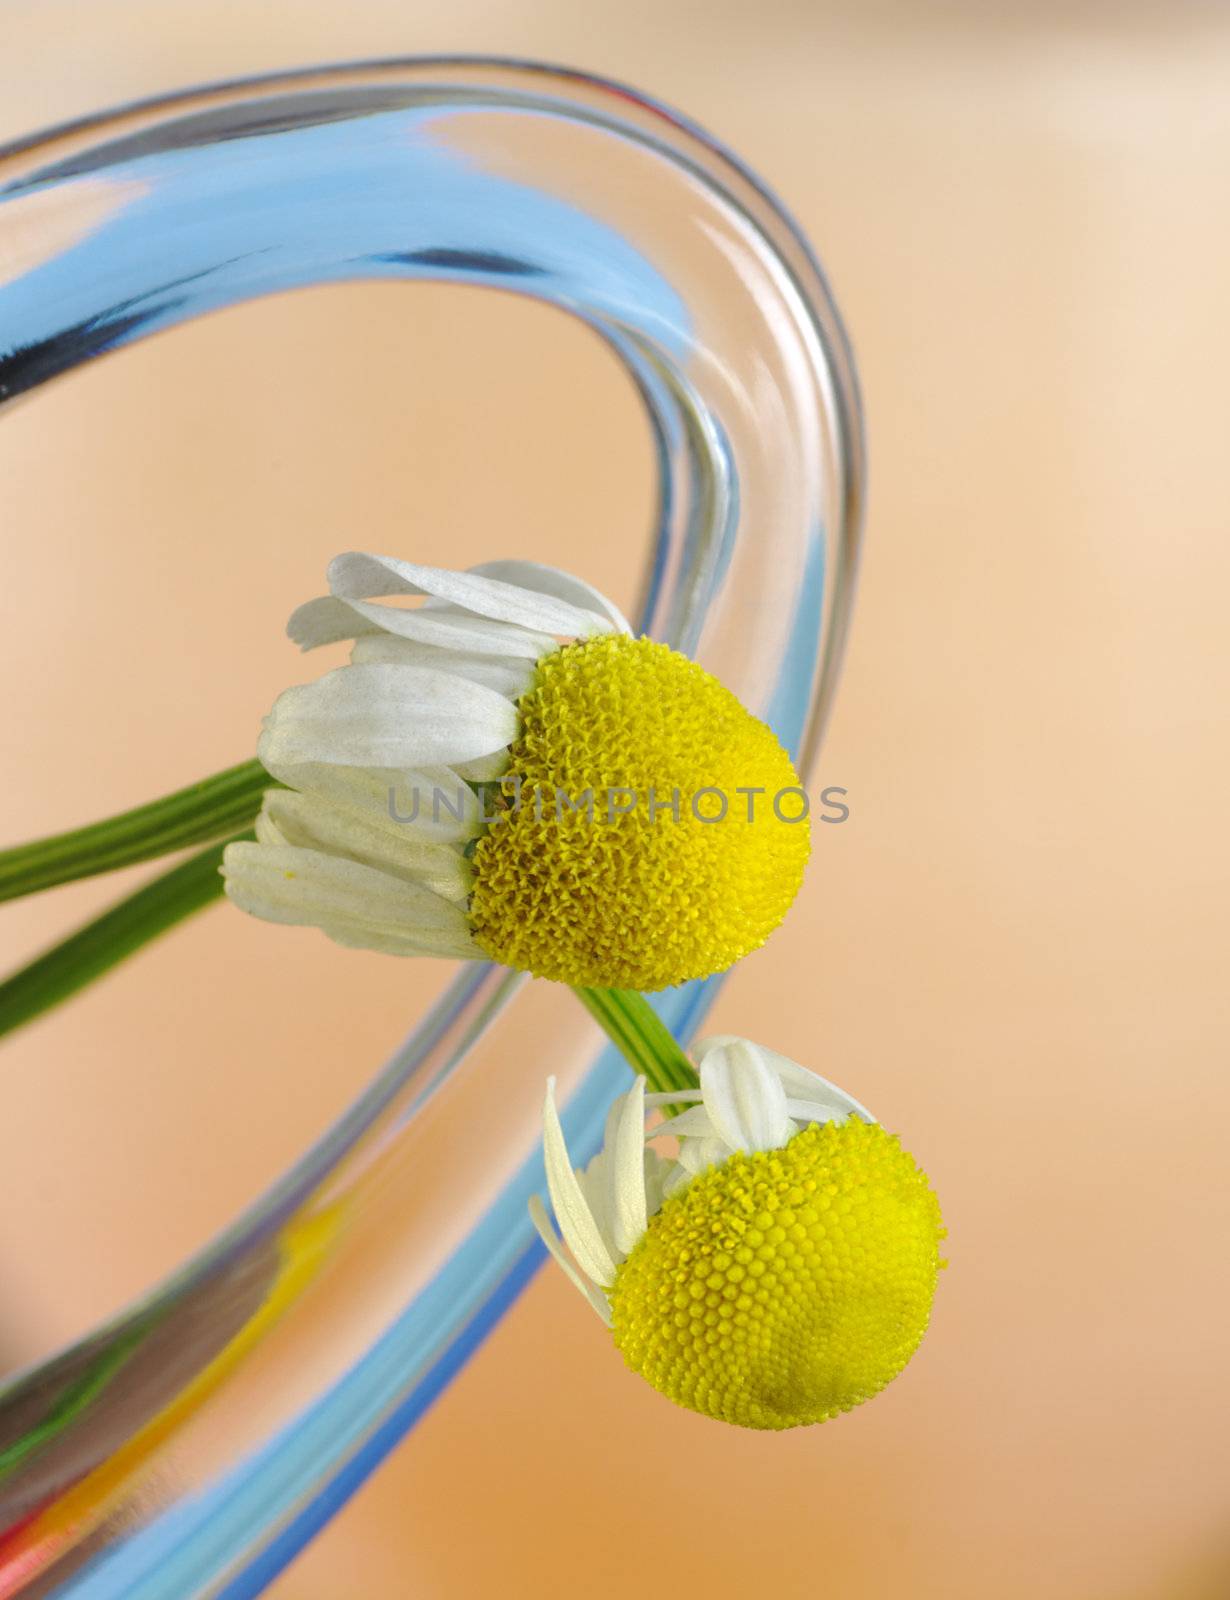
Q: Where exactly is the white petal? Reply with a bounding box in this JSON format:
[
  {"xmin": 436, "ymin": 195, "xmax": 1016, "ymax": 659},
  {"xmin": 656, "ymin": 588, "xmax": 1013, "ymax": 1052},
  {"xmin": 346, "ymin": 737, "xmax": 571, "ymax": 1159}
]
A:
[
  {"xmin": 610, "ymin": 1077, "xmax": 648, "ymax": 1255},
  {"xmin": 784, "ymin": 1098, "xmax": 851, "ymax": 1127},
  {"xmin": 662, "ymin": 1163, "xmax": 693, "ymax": 1198},
  {"xmin": 700, "ymin": 1038, "xmax": 795, "ymax": 1153},
  {"xmin": 257, "ymin": 662, "xmax": 519, "ymax": 771},
  {"xmin": 676, "ymin": 1136, "xmax": 728, "ymax": 1177},
  {"xmin": 328, "ymin": 553, "xmax": 611, "ymax": 638},
  {"xmin": 577, "ymin": 1148, "xmax": 618, "ymax": 1260},
  {"xmin": 698, "ymin": 1036, "xmax": 876, "ymax": 1125},
  {"xmin": 290, "ymin": 594, "xmax": 554, "ymax": 660},
  {"xmin": 260, "ymin": 789, "xmax": 471, "ymax": 904},
  {"xmin": 580, "ymin": 1087, "xmax": 644, "ymax": 1258},
  {"xmin": 675, "ymin": 1141, "xmax": 706, "ymax": 1176},
  {"xmin": 691, "ymin": 1035, "xmax": 741, "ymax": 1065},
  {"xmin": 643, "ymin": 1090, "xmax": 705, "ymax": 1108},
  {"xmin": 349, "ymin": 634, "xmax": 537, "ymax": 700},
  {"xmin": 254, "ymin": 808, "xmax": 288, "ymax": 848},
  {"xmin": 380, "ymin": 768, "xmax": 486, "ymax": 843},
  {"xmin": 449, "ymin": 751, "xmax": 514, "ymax": 784},
  {"xmin": 642, "ymin": 1147, "xmax": 673, "ymax": 1217},
  {"xmin": 693, "ymin": 1037, "xmax": 875, "ymax": 1124},
  {"xmin": 220, "ymin": 842, "xmax": 475, "ymax": 956},
  {"xmin": 541, "ymin": 1078, "xmax": 617, "ymax": 1289},
  {"xmin": 574, "ymin": 1094, "xmax": 625, "ymax": 1258},
  {"xmin": 645, "ymin": 1105, "xmax": 716, "ymax": 1141},
  {"xmin": 320, "ymin": 920, "xmax": 477, "ymax": 959},
  {"xmin": 465, "ymin": 559, "xmax": 631, "ymax": 636},
  {"xmin": 528, "ymin": 1196, "xmax": 612, "ymax": 1325},
  {"xmin": 768, "ymin": 1058, "xmax": 877, "ymax": 1124},
  {"xmin": 258, "ymin": 758, "xmax": 483, "ymax": 846},
  {"xmin": 285, "ymin": 594, "xmax": 384, "ymax": 650}
]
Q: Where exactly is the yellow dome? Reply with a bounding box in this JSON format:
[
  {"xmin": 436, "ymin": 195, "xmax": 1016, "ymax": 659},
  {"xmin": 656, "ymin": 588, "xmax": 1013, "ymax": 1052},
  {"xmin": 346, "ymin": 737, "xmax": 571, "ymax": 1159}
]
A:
[
  {"xmin": 609, "ymin": 1118, "xmax": 945, "ymax": 1429},
  {"xmin": 469, "ymin": 634, "xmax": 809, "ymax": 990}
]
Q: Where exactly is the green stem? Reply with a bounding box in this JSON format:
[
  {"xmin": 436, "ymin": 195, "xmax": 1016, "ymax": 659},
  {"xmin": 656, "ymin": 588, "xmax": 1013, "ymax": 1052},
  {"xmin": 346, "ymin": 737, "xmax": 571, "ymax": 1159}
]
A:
[
  {"xmin": 0, "ymin": 759, "xmax": 274, "ymax": 903},
  {"xmin": 0, "ymin": 1316, "xmax": 153, "ymax": 1480},
  {"xmin": 0, "ymin": 835, "xmax": 245, "ymax": 1041},
  {"xmin": 573, "ymin": 986, "xmax": 700, "ymax": 1099}
]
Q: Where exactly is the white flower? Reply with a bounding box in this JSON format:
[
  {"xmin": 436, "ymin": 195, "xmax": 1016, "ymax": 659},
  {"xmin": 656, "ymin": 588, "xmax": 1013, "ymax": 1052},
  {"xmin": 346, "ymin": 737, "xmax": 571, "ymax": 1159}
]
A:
[
  {"xmin": 223, "ymin": 551, "xmax": 812, "ymax": 989},
  {"xmin": 533, "ymin": 1038, "xmax": 944, "ymax": 1432},
  {"xmin": 222, "ymin": 554, "xmax": 630, "ymax": 958},
  {"xmin": 530, "ymin": 1036, "xmax": 876, "ymax": 1324}
]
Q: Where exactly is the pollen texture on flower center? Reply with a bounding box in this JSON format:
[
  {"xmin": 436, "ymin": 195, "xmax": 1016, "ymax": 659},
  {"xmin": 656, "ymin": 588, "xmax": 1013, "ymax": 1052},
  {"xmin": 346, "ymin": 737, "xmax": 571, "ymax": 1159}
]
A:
[
  {"xmin": 467, "ymin": 633, "xmax": 810, "ymax": 990},
  {"xmin": 608, "ymin": 1120, "xmax": 945, "ymax": 1429}
]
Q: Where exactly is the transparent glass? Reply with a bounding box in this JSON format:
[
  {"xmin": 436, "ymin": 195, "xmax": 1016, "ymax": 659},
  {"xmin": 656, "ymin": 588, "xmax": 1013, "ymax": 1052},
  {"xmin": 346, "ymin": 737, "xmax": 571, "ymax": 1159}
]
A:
[{"xmin": 0, "ymin": 58, "xmax": 864, "ymax": 1598}]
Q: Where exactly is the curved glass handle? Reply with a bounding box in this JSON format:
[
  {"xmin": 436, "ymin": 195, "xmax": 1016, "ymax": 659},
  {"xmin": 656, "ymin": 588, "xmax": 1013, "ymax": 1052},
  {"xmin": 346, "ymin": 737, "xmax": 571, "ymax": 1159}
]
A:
[{"xmin": 0, "ymin": 58, "xmax": 863, "ymax": 1599}]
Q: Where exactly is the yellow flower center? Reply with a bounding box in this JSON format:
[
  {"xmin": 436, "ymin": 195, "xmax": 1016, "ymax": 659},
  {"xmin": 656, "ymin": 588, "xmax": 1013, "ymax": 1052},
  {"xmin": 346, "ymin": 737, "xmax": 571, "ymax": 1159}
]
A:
[
  {"xmin": 468, "ymin": 634, "xmax": 810, "ymax": 990},
  {"xmin": 608, "ymin": 1120, "xmax": 945, "ymax": 1429}
]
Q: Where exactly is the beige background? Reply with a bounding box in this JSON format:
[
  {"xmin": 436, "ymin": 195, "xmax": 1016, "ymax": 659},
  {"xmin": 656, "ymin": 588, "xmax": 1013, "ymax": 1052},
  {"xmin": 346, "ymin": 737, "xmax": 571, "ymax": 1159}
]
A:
[{"xmin": 2, "ymin": 3, "xmax": 1229, "ymax": 1597}]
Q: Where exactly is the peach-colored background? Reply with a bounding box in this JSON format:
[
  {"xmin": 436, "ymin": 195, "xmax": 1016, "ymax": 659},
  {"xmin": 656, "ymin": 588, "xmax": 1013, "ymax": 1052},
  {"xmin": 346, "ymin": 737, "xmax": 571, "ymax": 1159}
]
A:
[{"xmin": 2, "ymin": 4, "xmax": 1229, "ymax": 1597}]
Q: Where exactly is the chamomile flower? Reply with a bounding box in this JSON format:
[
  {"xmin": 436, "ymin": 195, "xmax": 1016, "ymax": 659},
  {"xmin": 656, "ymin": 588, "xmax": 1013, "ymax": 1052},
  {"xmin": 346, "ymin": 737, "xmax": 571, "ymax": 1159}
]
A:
[
  {"xmin": 532, "ymin": 1036, "xmax": 945, "ymax": 1429},
  {"xmin": 222, "ymin": 555, "xmax": 810, "ymax": 990}
]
